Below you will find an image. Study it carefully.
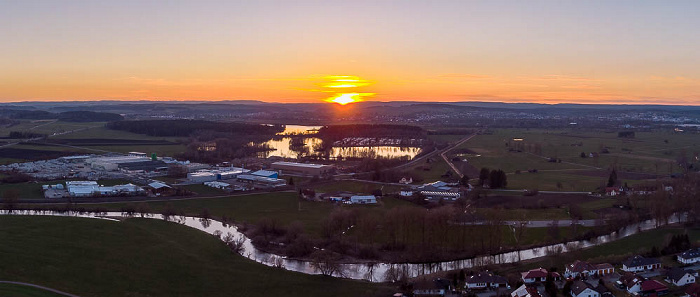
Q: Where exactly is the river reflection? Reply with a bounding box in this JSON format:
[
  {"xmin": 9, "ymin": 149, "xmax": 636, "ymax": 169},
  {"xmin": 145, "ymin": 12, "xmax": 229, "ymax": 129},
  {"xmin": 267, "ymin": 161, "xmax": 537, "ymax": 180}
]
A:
[{"xmin": 0, "ymin": 210, "xmax": 686, "ymax": 282}]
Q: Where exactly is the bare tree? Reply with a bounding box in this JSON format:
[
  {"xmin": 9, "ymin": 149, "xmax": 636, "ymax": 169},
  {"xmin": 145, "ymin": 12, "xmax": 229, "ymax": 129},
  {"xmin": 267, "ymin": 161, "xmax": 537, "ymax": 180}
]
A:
[{"xmin": 310, "ymin": 250, "xmax": 345, "ymax": 277}]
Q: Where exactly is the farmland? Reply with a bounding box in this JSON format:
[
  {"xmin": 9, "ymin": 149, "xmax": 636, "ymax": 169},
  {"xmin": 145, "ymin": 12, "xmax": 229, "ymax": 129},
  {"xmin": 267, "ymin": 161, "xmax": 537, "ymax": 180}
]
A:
[{"xmin": 455, "ymin": 128, "xmax": 700, "ymax": 191}]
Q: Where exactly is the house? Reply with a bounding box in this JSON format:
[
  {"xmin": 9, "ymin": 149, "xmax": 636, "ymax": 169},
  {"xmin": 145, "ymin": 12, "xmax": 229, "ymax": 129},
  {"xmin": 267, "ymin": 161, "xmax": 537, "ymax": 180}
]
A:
[
  {"xmin": 667, "ymin": 268, "xmax": 697, "ymax": 286},
  {"xmin": 617, "ymin": 272, "xmax": 644, "ymax": 294},
  {"xmin": 679, "ymin": 248, "xmax": 700, "ymax": 265},
  {"xmin": 605, "ymin": 187, "xmax": 622, "ymax": 196},
  {"xmin": 685, "ymin": 283, "xmax": 700, "ymax": 297},
  {"xmin": 400, "ymin": 190, "xmax": 414, "ymax": 197},
  {"xmin": 521, "ymin": 268, "xmax": 559, "ymax": 283},
  {"xmin": 399, "ymin": 177, "xmax": 413, "ymax": 184},
  {"xmin": 565, "ymin": 260, "xmax": 595, "ymax": 278},
  {"xmin": 413, "ymin": 278, "xmax": 452, "ymax": 296},
  {"xmin": 571, "ymin": 280, "xmax": 600, "ymax": 297},
  {"xmin": 511, "ymin": 285, "xmax": 541, "ymax": 297},
  {"xmin": 639, "ymin": 280, "xmax": 668, "ymax": 296},
  {"xmin": 465, "ymin": 271, "xmax": 509, "ymax": 289},
  {"xmin": 349, "ymin": 195, "xmax": 377, "ymax": 204},
  {"xmin": 622, "ymin": 255, "xmax": 661, "ymax": 272}
]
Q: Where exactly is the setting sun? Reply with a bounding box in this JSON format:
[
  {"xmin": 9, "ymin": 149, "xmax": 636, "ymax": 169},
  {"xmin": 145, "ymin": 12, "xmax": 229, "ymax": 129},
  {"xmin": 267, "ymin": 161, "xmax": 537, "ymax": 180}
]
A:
[
  {"xmin": 325, "ymin": 93, "xmax": 373, "ymax": 105},
  {"xmin": 321, "ymin": 76, "xmax": 375, "ymax": 105}
]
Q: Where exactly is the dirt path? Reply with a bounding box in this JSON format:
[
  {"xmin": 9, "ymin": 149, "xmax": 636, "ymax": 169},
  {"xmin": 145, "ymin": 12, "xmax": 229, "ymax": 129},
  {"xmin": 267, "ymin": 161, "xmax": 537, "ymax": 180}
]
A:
[{"xmin": 0, "ymin": 281, "xmax": 80, "ymax": 297}]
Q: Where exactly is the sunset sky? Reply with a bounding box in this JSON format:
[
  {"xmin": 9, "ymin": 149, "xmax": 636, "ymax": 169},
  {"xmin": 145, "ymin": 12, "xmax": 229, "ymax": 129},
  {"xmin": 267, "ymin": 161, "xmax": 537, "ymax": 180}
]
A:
[{"xmin": 1, "ymin": 0, "xmax": 699, "ymax": 105}]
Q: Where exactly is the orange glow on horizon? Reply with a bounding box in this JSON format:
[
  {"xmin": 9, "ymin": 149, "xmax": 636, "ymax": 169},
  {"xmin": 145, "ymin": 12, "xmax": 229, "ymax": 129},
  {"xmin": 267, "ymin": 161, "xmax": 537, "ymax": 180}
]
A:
[
  {"xmin": 320, "ymin": 75, "xmax": 375, "ymax": 105},
  {"xmin": 325, "ymin": 92, "xmax": 374, "ymax": 105}
]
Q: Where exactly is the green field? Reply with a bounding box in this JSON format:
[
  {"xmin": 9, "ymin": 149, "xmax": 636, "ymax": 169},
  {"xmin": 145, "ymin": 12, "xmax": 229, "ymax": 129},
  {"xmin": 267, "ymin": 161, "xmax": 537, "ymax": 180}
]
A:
[
  {"xmin": 458, "ymin": 128, "xmax": 700, "ymax": 191},
  {"xmin": 313, "ymin": 180, "xmax": 406, "ymax": 194},
  {"xmin": 0, "ymin": 216, "xmax": 391, "ymax": 297},
  {"xmin": 0, "ymin": 182, "xmax": 45, "ymax": 200},
  {"xmin": 0, "ymin": 120, "xmax": 104, "ymax": 138},
  {"xmin": 74, "ymin": 192, "xmax": 418, "ymax": 236}
]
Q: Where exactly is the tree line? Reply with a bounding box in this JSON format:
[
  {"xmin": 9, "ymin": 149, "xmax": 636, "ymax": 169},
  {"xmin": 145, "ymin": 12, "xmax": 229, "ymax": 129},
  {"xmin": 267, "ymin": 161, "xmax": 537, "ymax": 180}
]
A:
[
  {"xmin": 107, "ymin": 119, "xmax": 283, "ymax": 137},
  {"xmin": 0, "ymin": 109, "xmax": 123, "ymax": 122}
]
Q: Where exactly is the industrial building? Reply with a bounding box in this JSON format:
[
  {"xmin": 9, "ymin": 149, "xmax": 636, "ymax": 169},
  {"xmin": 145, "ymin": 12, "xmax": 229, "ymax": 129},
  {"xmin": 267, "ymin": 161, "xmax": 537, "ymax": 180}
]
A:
[
  {"xmin": 63, "ymin": 181, "xmax": 144, "ymax": 198},
  {"xmin": 187, "ymin": 167, "xmax": 250, "ymax": 183},
  {"xmin": 236, "ymin": 174, "xmax": 286, "ymax": 188},
  {"xmin": 271, "ymin": 161, "xmax": 334, "ymax": 176},
  {"xmin": 251, "ymin": 170, "xmax": 278, "ymax": 178},
  {"xmin": 349, "ymin": 195, "xmax": 377, "ymax": 204}
]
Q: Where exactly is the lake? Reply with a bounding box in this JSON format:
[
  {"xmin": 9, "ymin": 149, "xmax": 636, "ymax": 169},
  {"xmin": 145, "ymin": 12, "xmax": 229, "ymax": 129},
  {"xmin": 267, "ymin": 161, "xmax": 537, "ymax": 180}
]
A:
[{"xmin": 256, "ymin": 125, "xmax": 423, "ymax": 159}]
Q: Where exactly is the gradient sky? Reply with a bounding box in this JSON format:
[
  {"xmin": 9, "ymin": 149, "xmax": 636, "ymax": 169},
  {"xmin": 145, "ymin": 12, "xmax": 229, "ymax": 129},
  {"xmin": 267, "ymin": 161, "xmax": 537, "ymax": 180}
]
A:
[{"xmin": 1, "ymin": 0, "xmax": 699, "ymax": 104}]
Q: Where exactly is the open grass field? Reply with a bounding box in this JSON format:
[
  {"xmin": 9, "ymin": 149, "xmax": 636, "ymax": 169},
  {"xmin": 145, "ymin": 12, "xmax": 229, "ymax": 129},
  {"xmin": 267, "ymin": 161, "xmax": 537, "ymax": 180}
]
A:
[
  {"xmin": 51, "ymin": 126, "xmax": 187, "ymax": 157},
  {"xmin": 0, "ymin": 216, "xmax": 392, "ymax": 297},
  {"xmin": 0, "ymin": 283, "xmax": 68, "ymax": 297},
  {"xmin": 73, "ymin": 192, "xmax": 418, "ymax": 236},
  {"xmin": 313, "ymin": 180, "xmax": 406, "ymax": 194},
  {"xmin": 458, "ymin": 128, "xmax": 700, "ymax": 191},
  {"xmin": 0, "ymin": 182, "xmax": 45, "ymax": 200},
  {"xmin": 0, "ymin": 120, "xmax": 104, "ymax": 138},
  {"xmin": 405, "ymin": 157, "xmax": 455, "ymax": 183}
]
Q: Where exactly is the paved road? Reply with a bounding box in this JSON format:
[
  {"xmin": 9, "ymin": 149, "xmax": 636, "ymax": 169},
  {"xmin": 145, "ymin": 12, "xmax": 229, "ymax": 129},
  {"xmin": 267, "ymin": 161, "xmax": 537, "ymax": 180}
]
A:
[
  {"xmin": 440, "ymin": 134, "xmax": 477, "ymax": 178},
  {"xmin": 0, "ymin": 281, "xmax": 80, "ymax": 297}
]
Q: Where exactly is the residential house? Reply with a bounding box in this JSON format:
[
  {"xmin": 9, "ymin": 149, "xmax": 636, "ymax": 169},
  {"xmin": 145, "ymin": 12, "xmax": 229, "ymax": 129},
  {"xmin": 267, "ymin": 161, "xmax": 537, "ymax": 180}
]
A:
[
  {"xmin": 465, "ymin": 271, "xmax": 509, "ymax": 289},
  {"xmin": 565, "ymin": 261, "xmax": 613, "ymax": 278},
  {"xmin": 617, "ymin": 272, "xmax": 644, "ymax": 294},
  {"xmin": 511, "ymin": 285, "xmax": 541, "ymax": 297},
  {"xmin": 622, "ymin": 255, "xmax": 661, "ymax": 272},
  {"xmin": 679, "ymin": 248, "xmax": 700, "ymax": 265},
  {"xmin": 521, "ymin": 268, "xmax": 560, "ymax": 283},
  {"xmin": 571, "ymin": 280, "xmax": 600, "ymax": 297},
  {"xmin": 639, "ymin": 280, "xmax": 668, "ymax": 297},
  {"xmin": 399, "ymin": 190, "xmax": 414, "ymax": 197},
  {"xmin": 605, "ymin": 187, "xmax": 622, "ymax": 196},
  {"xmin": 413, "ymin": 278, "xmax": 452, "ymax": 296},
  {"xmin": 566, "ymin": 260, "xmax": 595, "ymax": 278},
  {"xmin": 667, "ymin": 268, "xmax": 697, "ymax": 286}
]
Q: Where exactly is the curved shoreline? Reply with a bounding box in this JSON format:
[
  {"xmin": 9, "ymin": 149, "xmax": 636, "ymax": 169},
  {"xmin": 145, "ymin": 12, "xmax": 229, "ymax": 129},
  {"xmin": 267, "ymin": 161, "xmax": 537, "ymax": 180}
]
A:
[{"xmin": 0, "ymin": 210, "xmax": 685, "ymax": 282}]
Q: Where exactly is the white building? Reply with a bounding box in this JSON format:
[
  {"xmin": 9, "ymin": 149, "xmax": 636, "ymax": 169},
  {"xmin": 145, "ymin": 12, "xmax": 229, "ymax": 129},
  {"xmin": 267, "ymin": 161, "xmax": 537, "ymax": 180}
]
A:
[
  {"xmin": 667, "ymin": 268, "xmax": 697, "ymax": 286},
  {"xmin": 66, "ymin": 181, "xmax": 99, "ymax": 197},
  {"xmin": 188, "ymin": 172, "xmax": 218, "ymax": 183},
  {"xmin": 679, "ymin": 248, "xmax": 700, "ymax": 265},
  {"xmin": 204, "ymin": 181, "xmax": 231, "ymax": 190},
  {"xmin": 349, "ymin": 195, "xmax": 377, "ymax": 204},
  {"xmin": 622, "ymin": 256, "xmax": 661, "ymax": 272}
]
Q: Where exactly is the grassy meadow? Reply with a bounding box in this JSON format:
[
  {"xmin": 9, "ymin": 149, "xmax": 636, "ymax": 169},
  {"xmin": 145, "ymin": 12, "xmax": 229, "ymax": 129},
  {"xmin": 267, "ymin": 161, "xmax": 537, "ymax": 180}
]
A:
[{"xmin": 0, "ymin": 216, "xmax": 391, "ymax": 297}]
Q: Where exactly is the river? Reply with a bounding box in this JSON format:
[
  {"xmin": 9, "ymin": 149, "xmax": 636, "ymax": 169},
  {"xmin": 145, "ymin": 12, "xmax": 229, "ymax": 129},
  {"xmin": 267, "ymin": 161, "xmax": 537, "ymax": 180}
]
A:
[{"xmin": 0, "ymin": 210, "xmax": 686, "ymax": 282}]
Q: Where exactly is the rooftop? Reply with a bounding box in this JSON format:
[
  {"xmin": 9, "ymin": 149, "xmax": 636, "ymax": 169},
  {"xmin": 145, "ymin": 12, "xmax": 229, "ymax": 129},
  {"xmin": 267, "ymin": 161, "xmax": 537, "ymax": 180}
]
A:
[{"xmin": 272, "ymin": 161, "xmax": 330, "ymax": 169}]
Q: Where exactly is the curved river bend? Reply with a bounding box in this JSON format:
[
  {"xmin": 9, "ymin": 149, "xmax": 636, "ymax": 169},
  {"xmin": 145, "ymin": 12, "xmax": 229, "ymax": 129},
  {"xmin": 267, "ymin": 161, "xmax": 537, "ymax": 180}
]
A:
[{"xmin": 0, "ymin": 210, "xmax": 685, "ymax": 282}]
